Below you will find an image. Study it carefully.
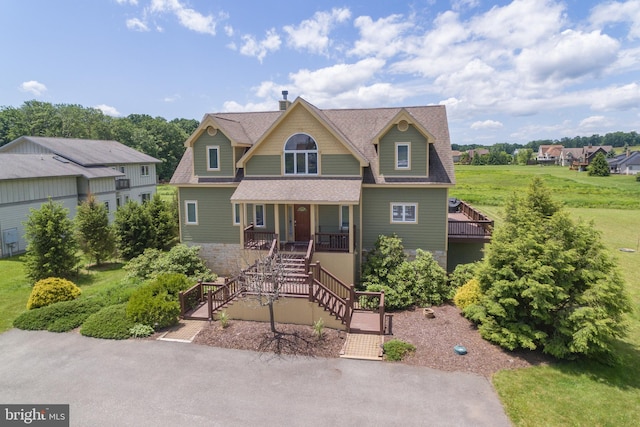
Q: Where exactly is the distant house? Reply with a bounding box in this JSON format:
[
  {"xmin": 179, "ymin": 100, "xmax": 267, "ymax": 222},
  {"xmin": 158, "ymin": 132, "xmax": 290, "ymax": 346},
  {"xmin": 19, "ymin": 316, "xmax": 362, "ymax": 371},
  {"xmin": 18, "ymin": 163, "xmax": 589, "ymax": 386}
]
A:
[
  {"xmin": 451, "ymin": 150, "xmax": 462, "ymax": 163},
  {"xmin": 560, "ymin": 145, "xmax": 613, "ymax": 169},
  {"xmin": 465, "ymin": 148, "xmax": 489, "ymax": 163},
  {"xmin": 607, "ymin": 150, "xmax": 640, "ymax": 175},
  {"xmin": 537, "ymin": 145, "xmax": 563, "ymax": 164},
  {"xmin": 0, "ymin": 137, "xmax": 160, "ymax": 257}
]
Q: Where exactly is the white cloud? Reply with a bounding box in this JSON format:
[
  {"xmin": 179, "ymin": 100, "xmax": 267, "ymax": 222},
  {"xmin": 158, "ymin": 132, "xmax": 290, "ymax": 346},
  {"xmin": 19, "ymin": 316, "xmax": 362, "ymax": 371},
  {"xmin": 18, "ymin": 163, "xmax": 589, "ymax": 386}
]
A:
[
  {"xmin": 289, "ymin": 58, "xmax": 386, "ymax": 96},
  {"xmin": 149, "ymin": 0, "xmax": 221, "ymax": 35},
  {"xmin": 116, "ymin": 0, "xmax": 138, "ymax": 5},
  {"xmin": 349, "ymin": 14, "xmax": 413, "ymax": 58},
  {"xmin": 516, "ymin": 30, "xmax": 619, "ymax": 83},
  {"xmin": 471, "ymin": 120, "xmax": 503, "ymax": 130},
  {"xmin": 19, "ymin": 80, "xmax": 47, "ymax": 96},
  {"xmin": 224, "ymin": 25, "xmax": 233, "ymax": 37},
  {"xmin": 590, "ymin": 83, "xmax": 640, "ymax": 111},
  {"xmin": 239, "ymin": 29, "xmax": 281, "ymax": 62},
  {"xmin": 126, "ymin": 18, "xmax": 149, "ymax": 32},
  {"xmin": 94, "ymin": 104, "xmax": 121, "ymax": 117},
  {"xmin": 590, "ymin": 0, "xmax": 640, "ymax": 40},
  {"xmin": 579, "ymin": 115, "xmax": 609, "ymax": 128},
  {"xmin": 163, "ymin": 94, "xmax": 180, "ymax": 103},
  {"xmin": 283, "ymin": 8, "xmax": 351, "ymax": 55}
]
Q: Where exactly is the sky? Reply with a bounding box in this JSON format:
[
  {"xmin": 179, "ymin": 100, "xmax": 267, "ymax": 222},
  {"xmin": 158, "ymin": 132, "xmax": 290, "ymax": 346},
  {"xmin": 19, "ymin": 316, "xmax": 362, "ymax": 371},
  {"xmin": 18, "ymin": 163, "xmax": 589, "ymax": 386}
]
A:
[{"xmin": 1, "ymin": 0, "xmax": 639, "ymax": 145}]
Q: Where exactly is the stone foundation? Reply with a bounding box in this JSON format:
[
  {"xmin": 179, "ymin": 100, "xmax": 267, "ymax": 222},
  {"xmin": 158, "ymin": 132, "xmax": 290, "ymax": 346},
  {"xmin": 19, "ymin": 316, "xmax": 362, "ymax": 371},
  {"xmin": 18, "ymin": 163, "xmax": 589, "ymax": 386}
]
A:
[{"xmin": 188, "ymin": 242, "xmax": 246, "ymax": 276}]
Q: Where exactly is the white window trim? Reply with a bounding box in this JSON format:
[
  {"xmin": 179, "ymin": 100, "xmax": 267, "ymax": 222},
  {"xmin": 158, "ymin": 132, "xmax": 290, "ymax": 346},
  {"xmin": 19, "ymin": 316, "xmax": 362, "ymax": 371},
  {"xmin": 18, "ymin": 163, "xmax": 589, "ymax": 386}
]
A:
[
  {"xmin": 233, "ymin": 203, "xmax": 241, "ymax": 226},
  {"xmin": 207, "ymin": 145, "xmax": 221, "ymax": 171},
  {"xmin": 141, "ymin": 165, "xmax": 150, "ymax": 176},
  {"xmin": 253, "ymin": 204, "xmax": 266, "ymax": 228},
  {"xmin": 339, "ymin": 205, "xmax": 349, "ymax": 230},
  {"xmin": 390, "ymin": 203, "xmax": 418, "ymax": 224},
  {"xmin": 185, "ymin": 200, "xmax": 198, "ymax": 225},
  {"xmin": 395, "ymin": 142, "xmax": 411, "ymax": 170}
]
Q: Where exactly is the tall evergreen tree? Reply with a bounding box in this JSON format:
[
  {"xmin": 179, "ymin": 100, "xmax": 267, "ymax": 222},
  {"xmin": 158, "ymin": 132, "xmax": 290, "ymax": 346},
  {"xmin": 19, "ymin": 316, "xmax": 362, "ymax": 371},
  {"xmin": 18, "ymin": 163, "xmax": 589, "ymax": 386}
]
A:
[
  {"xmin": 145, "ymin": 193, "xmax": 178, "ymax": 250},
  {"xmin": 75, "ymin": 194, "xmax": 115, "ymax": 266},
  {"xmin": 23, "ymin": 200, "xmax": 79, "ymax": 281},
  {"xmin": 113, "ymin": 201, "xmax": 155, "ymax": 260},
  {"xmin": 465, "ymin": 178, "xmax": 631, "ymax": 361},
  {"xmin": 588, "ymin": 152, "xmax": 610, "ymax": 176}
]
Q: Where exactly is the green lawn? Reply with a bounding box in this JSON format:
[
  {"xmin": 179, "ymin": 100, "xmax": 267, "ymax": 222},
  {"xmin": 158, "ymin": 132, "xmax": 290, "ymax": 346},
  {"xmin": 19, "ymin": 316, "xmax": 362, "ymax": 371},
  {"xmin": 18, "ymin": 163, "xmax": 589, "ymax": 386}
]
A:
[
  {"xmin": 156, "ymin": 184, "xmax": 177, "ymax": 202},
  {"xmin": 0, "ymin": 258, "xmax": 126, "ymax": 333},
  {"xmin": 454, "ymin": 165, "xmax": 640, "ymax": 426}
]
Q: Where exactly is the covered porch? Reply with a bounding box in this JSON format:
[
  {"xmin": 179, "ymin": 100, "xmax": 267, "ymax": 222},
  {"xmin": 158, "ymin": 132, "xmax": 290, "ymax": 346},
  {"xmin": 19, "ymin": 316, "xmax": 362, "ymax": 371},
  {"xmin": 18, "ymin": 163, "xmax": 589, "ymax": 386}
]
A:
[{"xmin": 231, "ymin": 178, "xmax": 361, "ymax": 254}]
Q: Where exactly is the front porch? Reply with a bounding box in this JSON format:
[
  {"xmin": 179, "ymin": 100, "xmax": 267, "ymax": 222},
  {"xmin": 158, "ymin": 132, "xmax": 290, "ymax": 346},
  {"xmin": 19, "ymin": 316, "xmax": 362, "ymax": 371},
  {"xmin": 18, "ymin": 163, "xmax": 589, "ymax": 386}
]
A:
[{"xmin": 244, "ymin": 225, "xmax": 353, "ymax": 253}]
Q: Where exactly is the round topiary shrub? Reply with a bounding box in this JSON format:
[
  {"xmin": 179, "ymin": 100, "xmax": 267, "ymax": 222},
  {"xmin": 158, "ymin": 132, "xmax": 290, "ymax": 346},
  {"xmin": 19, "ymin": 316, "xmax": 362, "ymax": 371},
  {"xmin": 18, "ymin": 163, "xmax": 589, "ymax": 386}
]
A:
[
  {"xmin": 27, "ymin": 277, "xmax": 82, "ymax": 310},
  {"xmin": 81, "ymin": 304, "xmax": 135, "ymax": 339},
  {"xmin": 453, "ymin": 278, "xmax": 482, "ymax": 311}
]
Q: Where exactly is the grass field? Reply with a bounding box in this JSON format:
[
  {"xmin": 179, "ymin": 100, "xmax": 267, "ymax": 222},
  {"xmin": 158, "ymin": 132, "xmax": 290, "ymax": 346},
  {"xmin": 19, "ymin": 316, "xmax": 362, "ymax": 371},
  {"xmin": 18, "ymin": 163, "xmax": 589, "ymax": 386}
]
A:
[{"xmin": 453, "ymin": 165, "xmax": 640, "ymax": 426}]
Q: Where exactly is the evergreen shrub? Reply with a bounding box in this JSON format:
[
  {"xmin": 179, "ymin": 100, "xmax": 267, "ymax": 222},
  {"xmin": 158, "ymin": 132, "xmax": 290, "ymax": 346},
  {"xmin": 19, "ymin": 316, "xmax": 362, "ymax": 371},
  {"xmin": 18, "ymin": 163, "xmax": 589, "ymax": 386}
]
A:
[
  {"xmin": 453, "ymin": 279, "xmax": 482, "ymax": 310},
  {"xmin": 125, "ymin": 273, "xmax": 190, "ymax": 329},
  {"xmin": 27, "ymin": 277, "xmax": 82, "ymax": 310},
  {"xmin": 81, "ymin": 304, "xmax": 135, "ymax": 339},
  {"xmin": 14, "ymin": 299, "xmax": 104, "ymax": 332},
  {"xmin": 383, "ymin": 339, "xmax": 416, "ymax": 361}
]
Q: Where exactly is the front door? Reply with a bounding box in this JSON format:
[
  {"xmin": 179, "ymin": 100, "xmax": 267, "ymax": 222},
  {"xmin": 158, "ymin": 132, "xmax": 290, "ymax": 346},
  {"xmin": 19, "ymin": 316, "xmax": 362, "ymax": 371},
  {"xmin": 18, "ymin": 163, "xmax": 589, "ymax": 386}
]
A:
[{"xmin": 294, "ymin": 204, "xmax": 311, "ymax": 242}]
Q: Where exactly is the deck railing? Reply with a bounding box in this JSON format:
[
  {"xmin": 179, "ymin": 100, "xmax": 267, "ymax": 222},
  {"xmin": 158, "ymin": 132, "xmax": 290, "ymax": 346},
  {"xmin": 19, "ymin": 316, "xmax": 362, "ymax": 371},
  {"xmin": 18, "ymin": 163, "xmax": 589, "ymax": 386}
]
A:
[
  {"xmin": 314, "ymin": 225, "xmax": 355, "ymax": 253},
  {"xmin": 449, "ymin": 201, "xmax": 493, "ymax": 238},
  {"xmin": 244, "ymin": 225, "xmax": 277, "ymax": 249}
]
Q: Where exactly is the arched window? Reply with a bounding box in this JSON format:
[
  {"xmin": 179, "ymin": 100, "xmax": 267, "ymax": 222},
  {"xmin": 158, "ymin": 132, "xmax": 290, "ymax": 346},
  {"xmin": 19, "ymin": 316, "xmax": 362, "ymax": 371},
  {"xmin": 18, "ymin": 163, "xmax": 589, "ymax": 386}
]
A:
[{"xmin": 284, "ymin": 133, "xmax": 318, "ymax": 175}]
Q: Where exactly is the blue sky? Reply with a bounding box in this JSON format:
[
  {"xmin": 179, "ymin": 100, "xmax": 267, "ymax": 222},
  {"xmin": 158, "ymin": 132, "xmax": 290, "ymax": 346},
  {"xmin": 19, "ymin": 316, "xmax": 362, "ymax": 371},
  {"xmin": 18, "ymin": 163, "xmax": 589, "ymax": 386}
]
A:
[{"xmin": 1, "ymin": 0, "xmax": 639, "ymax": 145}]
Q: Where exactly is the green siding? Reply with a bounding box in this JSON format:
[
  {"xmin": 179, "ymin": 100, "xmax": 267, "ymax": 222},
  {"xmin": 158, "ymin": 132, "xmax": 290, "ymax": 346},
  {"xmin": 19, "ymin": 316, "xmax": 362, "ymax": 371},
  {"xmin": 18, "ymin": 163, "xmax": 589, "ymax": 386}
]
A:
[
  {"xmin": 321, "ymin": 154, "xmax": 360, "ymax": 176},
  {"xmin": 318, "ymin": 205, "xmax": 339, "ymax": 232},
  {"xmin": 379, "ymin": 125, "xmax": 427, "ymax": 176},
  {"xmin": 361, "ymin": 187, "xmax": 446, "ymax": 251},
  {"xmin": 192, "ymin": 132, "xmax": 234, "ymax": 177},
  {"xmin": 246, "ymin": 155, "xmax": 281, "ymax": 176},
  {"xmin": 447, "ymin": 242, "xmax": 485, "ymax": 273},
  {"xmin": 179, "ymin": 187, "xmax": 239, "ymax": 244}
]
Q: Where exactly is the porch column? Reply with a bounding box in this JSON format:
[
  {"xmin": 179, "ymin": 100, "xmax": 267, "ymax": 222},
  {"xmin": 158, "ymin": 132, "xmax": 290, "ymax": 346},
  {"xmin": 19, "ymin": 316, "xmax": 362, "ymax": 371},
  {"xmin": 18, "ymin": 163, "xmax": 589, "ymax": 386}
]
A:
[
  {"xmin": 310, "ymin": 205, "xmax": 317, "ymax": 241},
  {"xmin": 239, "ymin": 203, "xmax": 245, "ymax": 247},
  {"xmin": 274, "ymin": 203, "xmax": 280, "ymax": 246},
  {"xmin": 349, "ymin": 205, "xmax": 354, "ymax": 253}
]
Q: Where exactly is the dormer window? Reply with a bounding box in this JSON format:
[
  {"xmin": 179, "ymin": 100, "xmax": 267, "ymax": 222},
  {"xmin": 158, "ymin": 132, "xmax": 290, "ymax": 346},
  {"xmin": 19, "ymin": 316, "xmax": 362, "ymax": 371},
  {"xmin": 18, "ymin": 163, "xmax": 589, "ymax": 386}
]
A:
[{"xmin": 284, "ymin": 133, "xmax": 318, "ymax": 175}]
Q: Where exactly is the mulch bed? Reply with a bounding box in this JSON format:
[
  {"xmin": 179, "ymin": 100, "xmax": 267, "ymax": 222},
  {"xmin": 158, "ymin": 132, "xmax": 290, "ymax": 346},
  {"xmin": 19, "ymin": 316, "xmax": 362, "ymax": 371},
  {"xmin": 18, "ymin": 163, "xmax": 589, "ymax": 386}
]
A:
[{"xmin": 192, "ymin": 304, "xmax": 551, "ymax": 377}]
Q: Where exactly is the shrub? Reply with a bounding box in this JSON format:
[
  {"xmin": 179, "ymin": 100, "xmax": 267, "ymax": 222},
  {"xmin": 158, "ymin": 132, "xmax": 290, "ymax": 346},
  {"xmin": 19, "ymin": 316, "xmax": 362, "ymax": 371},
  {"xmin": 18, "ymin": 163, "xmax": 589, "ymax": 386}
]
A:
[
  {"xmin": 361, "ymin": 234, "xmax": 406, "ymax": 288},
  {"xmin": 636, "ymin": 175, "xmax": 640, "ymax": 182},
  {"xmin": 129, "ymin": 323, "xmax": 155, "ymax": 338},
  {"xmin": 448, "ymin": 262, "xmax": 480, "ymax": 289},
  {"xmin": 27, "ymin": 277, "xmax": 82, "ymax": 310},
  {"xmin": 93, "ymin": 279, "xmax": 143, "ymax": 306},
  {"xmin": 312, "ymin": 318, "xmax": 324, "ymax": 339},
  {"xmin": 124, "ymin": 245, "xmax": 215, "ymax": 281},
  {"xmin": 125, "ymin": 273, "xmax": 190, "ymax": 329},
  {"xmin": 383, "ymin": 339, "xmax": 416, "ymax": 361},
  {"xmin": 390, "ymin": 250, "xmax": 450, "ymax": 306},
  {"xmin": 365, "ymin": 283, "xmax": 410, "ymax": 311},
  {"xmin": 81, "ymin": 304, "xmax": 135, "ymax": 339},
  {"xmin": 453, "ymin": 279, "xmax": 482, "ymax": 311},
  {"xmin": 14, "ymin": 299, "xmax": 104, "ymax": 332},
  {"xmin": 218, "ymin": 311, "xmax": 230, "ymax": 329}
]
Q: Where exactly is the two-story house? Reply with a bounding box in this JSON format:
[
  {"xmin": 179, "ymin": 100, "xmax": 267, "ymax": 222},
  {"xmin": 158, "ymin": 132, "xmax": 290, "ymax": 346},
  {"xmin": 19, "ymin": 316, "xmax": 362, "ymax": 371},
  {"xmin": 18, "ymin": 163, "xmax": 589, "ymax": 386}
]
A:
[
  {"xmin": 172, "ymin": 95, "xmax": 491, "ymax": 287},
  {"xmin": 0, "ymin": 136, "xmax": 160, "ymax": 256}
]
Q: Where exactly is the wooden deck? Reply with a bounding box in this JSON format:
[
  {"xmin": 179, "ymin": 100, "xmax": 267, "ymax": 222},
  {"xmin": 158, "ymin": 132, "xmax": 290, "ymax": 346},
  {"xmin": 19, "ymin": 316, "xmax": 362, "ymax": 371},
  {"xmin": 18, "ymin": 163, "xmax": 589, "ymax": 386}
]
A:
[{"xmin": 349, "ymin": 311, "xmax": 384, "ymax": 334}]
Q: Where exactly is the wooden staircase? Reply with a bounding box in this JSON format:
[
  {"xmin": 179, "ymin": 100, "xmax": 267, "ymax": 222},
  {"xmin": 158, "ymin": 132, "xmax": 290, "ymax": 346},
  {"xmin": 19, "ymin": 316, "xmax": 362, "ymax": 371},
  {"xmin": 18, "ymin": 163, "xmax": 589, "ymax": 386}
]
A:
[{"xmin": 180, "ymin": 239, "xmax": 386, "ymax": 334}]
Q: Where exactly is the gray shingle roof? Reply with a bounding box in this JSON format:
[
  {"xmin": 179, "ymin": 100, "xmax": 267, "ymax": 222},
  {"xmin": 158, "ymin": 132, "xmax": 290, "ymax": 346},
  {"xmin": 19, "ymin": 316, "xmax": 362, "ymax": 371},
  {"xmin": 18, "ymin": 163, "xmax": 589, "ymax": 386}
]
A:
[
  {"xmin": 0, "ymin": 154, "xmax": 123, "ymax": 180},
  {"xmin": 1, "ymin": 136, "xmax": 160, "ymax": 166},
  {"xmin": 171, "ymin": 98, "xmax": 455, "ymax": 186}
]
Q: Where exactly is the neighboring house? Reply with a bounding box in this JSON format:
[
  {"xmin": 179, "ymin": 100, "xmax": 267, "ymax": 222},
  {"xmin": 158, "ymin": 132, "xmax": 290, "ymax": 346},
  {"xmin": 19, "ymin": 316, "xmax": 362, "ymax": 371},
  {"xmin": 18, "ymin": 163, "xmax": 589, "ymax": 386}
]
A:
[
  {"xmin": 537, "ymin": 145, "xmax": 563, "ymax": 164},
  {"xmin": 560, "ymin": 145, "xmax": 613, "ymax": 169},
  {"xmin": 171, "ymin": 95, "xmax": 490, "ymax": 286},
  {"xmin": 0, "ymin": 137, "xmax": 160, "ymax": 257},
  {"xmin": 451, "ymin": 150, "xmax": 462, "ymax": 163},
  {"xmin": 465, "ymin": 148, "xmax": 489, "ymax": 163},
  {"xmin": 607, "ymin": 150, "xmax": 640, "ymax": 175}
]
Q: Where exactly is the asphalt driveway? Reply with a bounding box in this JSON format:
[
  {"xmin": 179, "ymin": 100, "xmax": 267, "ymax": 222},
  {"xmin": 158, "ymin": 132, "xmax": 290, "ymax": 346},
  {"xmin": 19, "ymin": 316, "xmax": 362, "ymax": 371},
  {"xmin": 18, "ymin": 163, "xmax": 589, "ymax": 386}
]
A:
[{"xmin": 0, "ymin": 329, "xmax": 511, "ymax": 426}]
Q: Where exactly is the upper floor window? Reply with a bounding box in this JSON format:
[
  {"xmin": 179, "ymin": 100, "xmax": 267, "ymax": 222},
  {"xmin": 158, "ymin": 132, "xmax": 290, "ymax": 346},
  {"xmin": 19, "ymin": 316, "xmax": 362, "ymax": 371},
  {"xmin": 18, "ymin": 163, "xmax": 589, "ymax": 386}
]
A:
[
  {"xmin": 207, "ymin": 146, "xmax": 220, "ymax": 171},
  {"xmin": 141, "ymin": 165, "xmax": 150, "ymax": 176},
  {"xmin": 284, "ymin": 133, "xmax": 318, "ymax": 175},
  {"xmin": 395, "ymin": 142, "xmax": 410, "ymax": 170}
]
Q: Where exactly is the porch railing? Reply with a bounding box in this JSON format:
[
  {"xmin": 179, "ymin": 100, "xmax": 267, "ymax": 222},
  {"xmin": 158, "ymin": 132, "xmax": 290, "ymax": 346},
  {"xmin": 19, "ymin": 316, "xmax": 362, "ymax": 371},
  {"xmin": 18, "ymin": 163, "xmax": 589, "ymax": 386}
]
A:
[
  {"xmin": 244, "ymin": 225, "xmax": 277, "ymax": 249},
  {"xmin": 314, "ymin": 225, "xmax": 355, "ymax": 253}
]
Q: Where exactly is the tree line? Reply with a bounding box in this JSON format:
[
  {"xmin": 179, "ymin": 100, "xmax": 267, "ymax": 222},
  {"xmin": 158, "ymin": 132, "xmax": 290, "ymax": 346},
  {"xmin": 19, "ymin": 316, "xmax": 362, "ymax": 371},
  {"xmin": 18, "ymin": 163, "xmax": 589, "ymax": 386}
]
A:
[
  {"xmin": 0, "ymin": 101, "xmax": 199, "ymax": 181},
  {"xmin": 452, "ymin": 131, "xmax": 640, "ymax": 154}
]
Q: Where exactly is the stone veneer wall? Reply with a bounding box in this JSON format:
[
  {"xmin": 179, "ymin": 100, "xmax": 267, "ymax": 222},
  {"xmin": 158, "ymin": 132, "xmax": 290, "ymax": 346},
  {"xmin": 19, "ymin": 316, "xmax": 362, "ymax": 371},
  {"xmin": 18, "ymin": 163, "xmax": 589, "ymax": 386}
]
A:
[{"xmin": 189, "ymin": 242, "xmax": 245, "ymax": 276}]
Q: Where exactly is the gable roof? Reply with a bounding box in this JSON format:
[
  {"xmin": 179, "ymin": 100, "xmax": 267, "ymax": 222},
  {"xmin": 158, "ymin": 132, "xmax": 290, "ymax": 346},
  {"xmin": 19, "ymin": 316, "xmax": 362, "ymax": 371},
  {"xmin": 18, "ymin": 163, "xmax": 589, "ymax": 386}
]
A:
[
  {"xmin": 171, "ymin": 98, "xmax": 455, "ymax": 186},
  {"xmin": 608, "ymin": 150, "xmax": 640, "ymax": 167},
  {"xmin": 1, "ymin": 136, "xmax": 160, "ymax": 166},
  {"xmin": 0, "ymin": 154, "xmax": 123, "ymax": 180}
]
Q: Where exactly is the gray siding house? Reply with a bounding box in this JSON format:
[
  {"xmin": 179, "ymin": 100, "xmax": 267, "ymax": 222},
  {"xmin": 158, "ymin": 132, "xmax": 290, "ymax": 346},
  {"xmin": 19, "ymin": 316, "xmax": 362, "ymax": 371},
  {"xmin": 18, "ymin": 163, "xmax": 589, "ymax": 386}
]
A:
[
  {"xmin": 0, "ymin": 137, "xmax": 160, "ymax": 257},
  {"xmin": 171, "ymin": 95, "xmax": 491, "ymax": 284}
]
